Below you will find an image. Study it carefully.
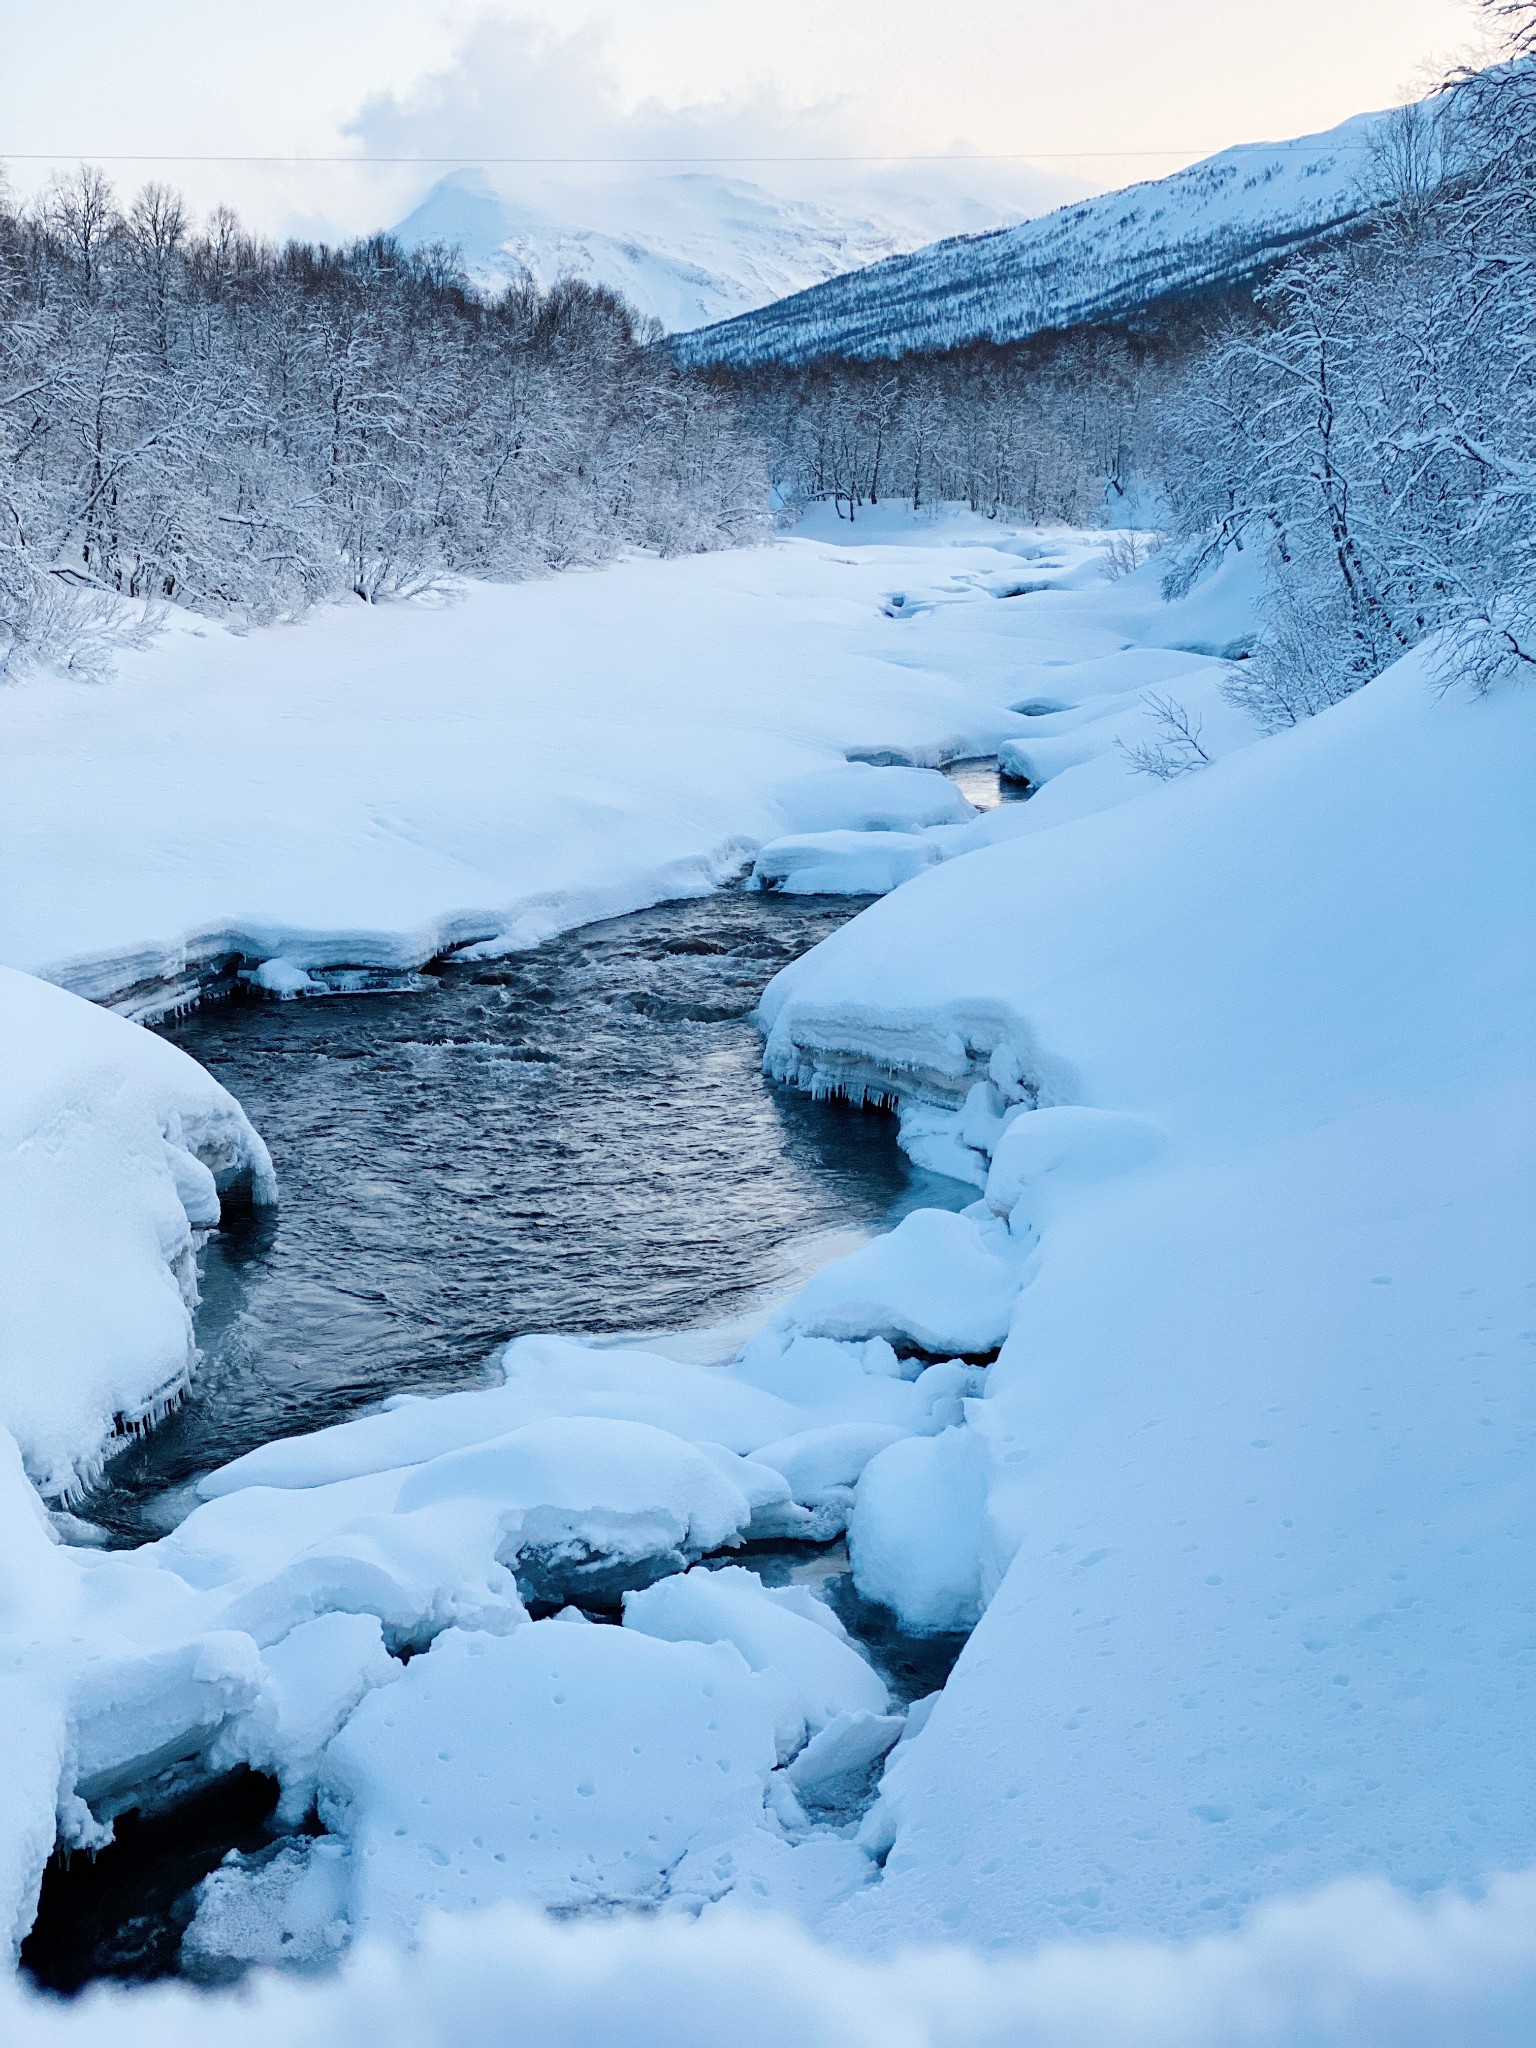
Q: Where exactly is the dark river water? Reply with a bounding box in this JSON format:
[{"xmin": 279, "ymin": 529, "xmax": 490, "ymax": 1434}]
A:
[{"xmin": 82, "ymin": 889, "xmax": 971, "ymax": 1546}]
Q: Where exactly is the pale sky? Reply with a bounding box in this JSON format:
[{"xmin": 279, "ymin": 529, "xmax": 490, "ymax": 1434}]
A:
[{"xmin": 0, "ymin": 0, "xmax": 1486, "ymax": 234}]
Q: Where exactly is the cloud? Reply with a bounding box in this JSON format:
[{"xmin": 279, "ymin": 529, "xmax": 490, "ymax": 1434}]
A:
[
  {"xmin": 342, "ymin": 12, "xmax": 1088, "ymax": 250},
  {"xmin": 347, "ymin": 15, "xmax": 874, "ymax": 199}
]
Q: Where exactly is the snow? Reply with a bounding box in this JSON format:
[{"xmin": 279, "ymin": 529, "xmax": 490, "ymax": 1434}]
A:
[
  {"xmin": 247, "ymin": 956, "xmax": 322, "ymax": 998},
  {"xmin": 757, "ymin": 638, "xmax": 1536, "ymax": 1947},
  {"xmin": 624, "ymin": 1565, "xmax": 889, "ymax": 1759},
  {"xmin": 777, "ymin": 1206, "xmax": 1026, "ymax": 1354},
  {"xmin": 0, "ymin": 524, "xmax": 1154, "ymax": 1012},
  {"xmin": 675, "ymin": 96, "xmax": 1431, "ymax": 365},
  {"xmin": 0, "ymin": 508, "xmax": 1530, "ymax": 2034},
  {"xmin": 319, "ymin": 1622, "xmax": 778, "ymax": 1933},
  {"xmin": 847, "ymin": 1428, "xmax": 989, "ymax": 1635},
  {"xmin": 3, "ymin": 1868, "xmax": 1535, "ymax": 2044},
  {"xmin": 392, "ymin": 163, "xmax": 1084, "ymax": 334},
  {"xmin": 751, "ymin": 828, "xmax": 940, "ymax": 894},
  {"xmin": 0, "ymin": 967, "xmax": 275, "ymax": 1499},
  {"xmin": 772, "ymin": 764, "xmax": 976, "ymax": 834},
  {"xmin": 785, "ymin": 1709, "xmax": 906, "ymax": 1811}
]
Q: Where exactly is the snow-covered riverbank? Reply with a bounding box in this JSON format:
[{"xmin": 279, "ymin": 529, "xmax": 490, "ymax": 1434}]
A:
[
  {"xmin": 1, "ymin": 510, "xmax": 1531, "ymax": 2038},
  {"xmin": 0, "ymin": 510, "xmax": 1255, "ymax": 1011}
]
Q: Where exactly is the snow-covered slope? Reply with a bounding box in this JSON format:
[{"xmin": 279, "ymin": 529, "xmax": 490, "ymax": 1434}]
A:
[
  {"xmin": 392, "ymin": 165, "xmax": 1083, "ymax": 333},
  {"xmin": 757, "ymin": 641, "xmax": 1536, "ymax": 1947},
  {"xmin": 674, "ymin": 102, "xmax": 1415, "ymax": 365}
]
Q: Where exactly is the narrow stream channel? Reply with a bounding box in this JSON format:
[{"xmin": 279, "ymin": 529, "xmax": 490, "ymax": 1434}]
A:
[
  {"xmin": 35, "ymin": 879, "xmax": 982, "ymax": 1993},
  {"xmin": 82, "ymin": 889, "xmax": 972, "ymax": 1548}
]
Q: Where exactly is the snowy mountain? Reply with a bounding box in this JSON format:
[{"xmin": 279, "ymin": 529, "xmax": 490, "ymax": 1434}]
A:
[
  {"xmin": 391, "ymin": 164, "xmax": 1086, "ymax": 334},
  {"xmin": 673, "ymin": 101, "xmax": 1418, "ymax": 365}
]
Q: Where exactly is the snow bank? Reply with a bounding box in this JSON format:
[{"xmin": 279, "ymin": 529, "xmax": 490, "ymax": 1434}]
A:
[
  {"xmin": 750, "ymin": 643, "xmax": 1536, "ymax": 1947},
  {"xmin": 0, "ymin": 967, "xmax": 275, "ymax": 1499},
  {"xmin": 0, "ymin": 532, "xmax": 1099, "ymax": 1010},
  {"xmin": 779, "ymin": 1207, "xmax": 1026, "ymax": 1354},
  {"xmin": 0, "ymin": 526, "xmax": 1269, "ymax": 1013}
]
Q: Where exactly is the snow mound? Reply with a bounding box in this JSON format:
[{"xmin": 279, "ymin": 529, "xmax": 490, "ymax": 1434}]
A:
[
  {"xmin": 772, "ymin": 765, "xmax": 975, "ymax": 834},
  {"xmin": 783, "ymin": 1207, "xmax": 1024, "ymax": 1355},
  {"xmin": 320, "ymin": 1622, "xmax": 778, "ymax": 1933},
  {"xmin": 0, "ymin": 968, "xmax": 275, "ymax": 1499},
  {"xmin": 624, "ymin": 1565, "xmax": 888, "ymax": 1760},
  {"xmin": 751, "ymin": 829, "xmax": 939, "ymax": 895}
]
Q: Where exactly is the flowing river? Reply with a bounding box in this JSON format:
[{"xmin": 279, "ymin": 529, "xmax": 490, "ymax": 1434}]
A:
[{"xmin": 35, "ymin": 876, "xmax": 990, "ymax": 1993}]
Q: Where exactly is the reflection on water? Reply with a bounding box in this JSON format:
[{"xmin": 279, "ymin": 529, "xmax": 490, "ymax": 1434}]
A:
[
  {"xmin": 83, "ymin": 891, "xmax": 971, "ymax": 1544},
  {"xmin": 941, "ymin": 756, "xmax": 1030, "ymax": 811}
]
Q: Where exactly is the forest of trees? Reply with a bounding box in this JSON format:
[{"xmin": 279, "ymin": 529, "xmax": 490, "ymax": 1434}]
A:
[
  {"xmin": 3, "ymin": 0, "xmax": 1529, "ymax": 723},
  {"xmin": 0, "ymin": 189, "xmax": 766, "ymax": 676},
  {"xmin": 709, "ymin": 319, "xmax": 1193, "ymax": 532},
  {"xmin": 1162, "ymin": 18, "xmax": 1535, "ymax": 721}
]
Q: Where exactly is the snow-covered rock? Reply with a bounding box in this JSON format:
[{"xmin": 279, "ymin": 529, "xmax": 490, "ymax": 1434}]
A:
[
  {"xmin": 771, "ymin": 764, "xmax": 974, "ymax": 835},
  {"xmin": 847, "ymin": 1428, "xmax": 989, "ymax": 1636}
]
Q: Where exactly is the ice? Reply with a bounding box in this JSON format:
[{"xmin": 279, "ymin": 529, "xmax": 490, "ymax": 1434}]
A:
[
  {"xmin": 198, "ymin": 1334, "xmax": 803, "ymax": 1497},
  {"xmin": 749, "ymin": 1422, "xmax": 911, "ymax": 1500},
  {"xmin": 67, "ymin": 1633, "xmax": 269, "ymax": 1821},
  {"xmin": 319, "ymin": 1621, "xmax": 778, "ymax": 1933},
  {"xmin": 623, "ymin": 1565, "xmax": 888, "ymax": 1761},
  {"xmin": 183, "ymin": 1835, "xmax": 352, "ymax": 1975},
  {"xmin": 153, "ymin": 1413, "xmax": 772, "ymax": 1657},
  {"xmin": 213, "ymin": 1613, "xmax": 402, "ymax": 1824},
  {"xmin": 785, "ymin": 1710, "xmax": 906, "ymax": 1813}
]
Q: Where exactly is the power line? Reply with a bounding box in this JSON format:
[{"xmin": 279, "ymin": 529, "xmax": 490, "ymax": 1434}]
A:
[{"xmin": 0, "ymin": 146, "xmax": 1371, "ymax": 167}]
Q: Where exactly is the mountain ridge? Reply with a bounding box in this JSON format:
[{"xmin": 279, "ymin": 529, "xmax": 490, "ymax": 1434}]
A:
[
  {"xmin": 392, "ymin": 163, "xmax": 1088, "ymax": 334},
  {"xmin": 672, "ymin": 99, "xmax": 1422, "ymax": 366}
]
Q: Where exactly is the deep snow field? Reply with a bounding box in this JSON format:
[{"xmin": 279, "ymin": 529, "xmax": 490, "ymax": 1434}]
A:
[{"xmin": 0, "ymin": 508, "xmax": 1532, "ymax": 2043}]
